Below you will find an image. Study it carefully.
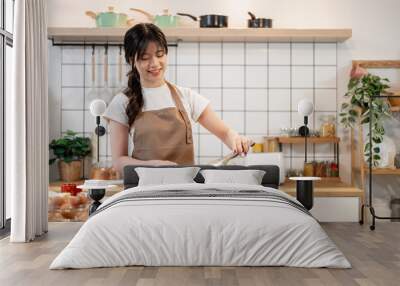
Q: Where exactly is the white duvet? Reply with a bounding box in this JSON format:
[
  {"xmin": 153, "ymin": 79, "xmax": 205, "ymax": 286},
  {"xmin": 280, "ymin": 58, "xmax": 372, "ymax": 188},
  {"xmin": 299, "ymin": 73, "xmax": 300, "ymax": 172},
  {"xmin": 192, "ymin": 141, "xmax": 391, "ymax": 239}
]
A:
[{"xmin": 50, "ymin": 183, "xmax": 351, "ymax": 269}]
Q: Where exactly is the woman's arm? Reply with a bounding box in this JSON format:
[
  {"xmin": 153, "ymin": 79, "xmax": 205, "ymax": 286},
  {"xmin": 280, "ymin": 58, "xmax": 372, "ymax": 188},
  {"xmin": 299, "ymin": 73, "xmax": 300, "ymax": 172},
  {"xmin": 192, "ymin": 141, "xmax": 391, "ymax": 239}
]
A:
[
  {"xmin": 197, "ymin": 105, "xmax": 253, "ymax": 155},
  {"xmin": 108, "ymin": 120, "xmax": 176, "ymax": 174}
]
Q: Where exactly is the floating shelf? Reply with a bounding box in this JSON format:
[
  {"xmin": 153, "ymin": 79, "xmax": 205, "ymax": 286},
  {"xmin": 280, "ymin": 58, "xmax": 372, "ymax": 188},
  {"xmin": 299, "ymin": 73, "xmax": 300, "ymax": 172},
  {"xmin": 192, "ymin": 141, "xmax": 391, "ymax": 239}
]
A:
[
  {"xmin": 48, "ymin": 27, "xmax": 352, "ymax": 44},
  {"xmin": 352, "ymin": 60, "xmax": 400, "ymax": 69},
  {"xmin": 277, "ymin": 136, "xmax": 340, "ymax": 144}
]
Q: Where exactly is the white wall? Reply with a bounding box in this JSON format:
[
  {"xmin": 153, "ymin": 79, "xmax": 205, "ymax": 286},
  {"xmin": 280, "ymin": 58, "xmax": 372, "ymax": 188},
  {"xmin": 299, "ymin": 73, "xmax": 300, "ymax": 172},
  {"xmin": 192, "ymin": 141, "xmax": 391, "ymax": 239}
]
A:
[
  {"xmin": 47, "ymin": 0, "xmax": 400, "ymax": 188},
  {"xmin": 47, "ymin": 0, "xmax": 400, "ymax": 57}
]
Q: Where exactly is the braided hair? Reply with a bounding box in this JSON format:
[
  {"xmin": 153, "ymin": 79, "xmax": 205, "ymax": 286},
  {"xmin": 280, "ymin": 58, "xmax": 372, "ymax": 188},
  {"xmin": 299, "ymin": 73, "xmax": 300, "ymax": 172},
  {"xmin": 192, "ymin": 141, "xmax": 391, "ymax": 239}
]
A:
[{"xmin": 123, "ymin": 23, "xmax": 168, "ymax": 127}]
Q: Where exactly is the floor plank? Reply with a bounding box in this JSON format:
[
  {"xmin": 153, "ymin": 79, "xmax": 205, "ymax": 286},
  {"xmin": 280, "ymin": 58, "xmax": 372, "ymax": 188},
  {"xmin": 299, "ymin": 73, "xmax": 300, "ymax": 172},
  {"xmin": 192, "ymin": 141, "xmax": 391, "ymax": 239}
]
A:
[{"xmin": 0, "ymin": 222, "xmax": 399, "ymax": 286}]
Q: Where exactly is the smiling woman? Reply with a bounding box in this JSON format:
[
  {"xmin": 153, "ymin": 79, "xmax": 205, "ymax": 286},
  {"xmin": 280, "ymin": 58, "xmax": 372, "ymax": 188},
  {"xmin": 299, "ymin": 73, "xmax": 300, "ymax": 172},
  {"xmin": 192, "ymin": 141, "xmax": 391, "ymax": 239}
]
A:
[{"xmin": 103, "ymin": 23, "xmax": 254, "ymax": 174}]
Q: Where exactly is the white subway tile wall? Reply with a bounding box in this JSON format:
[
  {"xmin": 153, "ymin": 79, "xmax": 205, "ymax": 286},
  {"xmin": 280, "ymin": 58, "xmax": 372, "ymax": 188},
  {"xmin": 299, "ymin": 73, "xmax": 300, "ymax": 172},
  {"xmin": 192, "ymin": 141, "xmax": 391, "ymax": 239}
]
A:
[{"xmin": 51, "ymin": 42, "xmax": 338, "ymax": 177}]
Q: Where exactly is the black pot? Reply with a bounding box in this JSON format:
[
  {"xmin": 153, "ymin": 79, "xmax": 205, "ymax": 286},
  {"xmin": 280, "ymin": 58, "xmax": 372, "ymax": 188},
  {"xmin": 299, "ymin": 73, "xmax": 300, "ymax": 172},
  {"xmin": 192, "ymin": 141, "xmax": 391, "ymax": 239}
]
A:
[
  {"xmin": 247, "ymin": 12, "xmax": 272, "ymax": 28},
  {"xmin": 178, "ymin": 13, "xmax": 228, "ymax": 28}
]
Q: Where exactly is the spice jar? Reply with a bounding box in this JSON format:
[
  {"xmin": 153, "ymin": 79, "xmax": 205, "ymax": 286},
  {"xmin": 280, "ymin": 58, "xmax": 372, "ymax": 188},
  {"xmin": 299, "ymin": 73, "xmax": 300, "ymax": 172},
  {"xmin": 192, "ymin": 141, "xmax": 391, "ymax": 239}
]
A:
[
  {"xmin": 330, "ymin": 162, "xmax": 339, "ymax": 177},
  {"xmin": 252, "ymin": 143, "xmax": 263, "ymax": 153},
  {"xmin": 314, "ymin": 161, "xmax": 326, "ymax": 177},
  {"xmin": 320, "ymin": 115, "xmax": 336, "ymax": 137}
]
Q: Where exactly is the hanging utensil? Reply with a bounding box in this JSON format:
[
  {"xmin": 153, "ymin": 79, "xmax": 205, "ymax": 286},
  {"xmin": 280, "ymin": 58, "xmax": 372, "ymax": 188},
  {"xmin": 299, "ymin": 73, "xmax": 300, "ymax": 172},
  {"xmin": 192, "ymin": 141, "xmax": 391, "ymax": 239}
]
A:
[
  {"xmin": 99, "ymin": 44, "xmax": 113, "ymax": 104},
  {"xmin": 87, "ymin": 45, "xmax": 98, "ymax": 103},
  {"xmin": 116, "ymin": 45, "xmax": 124, "ymax": 93}
]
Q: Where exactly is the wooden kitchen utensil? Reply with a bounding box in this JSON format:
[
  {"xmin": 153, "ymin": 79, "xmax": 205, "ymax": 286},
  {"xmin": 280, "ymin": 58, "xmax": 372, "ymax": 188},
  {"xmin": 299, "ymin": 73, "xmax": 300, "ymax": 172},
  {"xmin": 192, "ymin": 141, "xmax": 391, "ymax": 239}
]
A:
[
  {"xmin": 86, "ymin": 45, "xmax": 98, "ymax": 103},
  {"xmin": 99, "ymin": 45, "xmax": 113, "ymax": 104}
]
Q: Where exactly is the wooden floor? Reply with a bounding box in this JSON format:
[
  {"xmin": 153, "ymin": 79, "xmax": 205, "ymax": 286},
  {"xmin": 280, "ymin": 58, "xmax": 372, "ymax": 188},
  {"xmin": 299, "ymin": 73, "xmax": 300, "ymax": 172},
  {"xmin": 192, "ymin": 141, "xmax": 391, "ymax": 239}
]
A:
[{"xmin": 0, "ymin": 222, "xmax": 399, "ymax": 286}]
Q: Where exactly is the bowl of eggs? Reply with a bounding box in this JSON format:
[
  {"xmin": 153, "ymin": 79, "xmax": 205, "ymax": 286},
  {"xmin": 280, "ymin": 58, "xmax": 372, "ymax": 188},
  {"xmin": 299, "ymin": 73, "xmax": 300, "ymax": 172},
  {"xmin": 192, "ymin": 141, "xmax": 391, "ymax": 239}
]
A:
[{"xmin": 49, "ymin": 192, "xmax": 89, "ymax": 221}]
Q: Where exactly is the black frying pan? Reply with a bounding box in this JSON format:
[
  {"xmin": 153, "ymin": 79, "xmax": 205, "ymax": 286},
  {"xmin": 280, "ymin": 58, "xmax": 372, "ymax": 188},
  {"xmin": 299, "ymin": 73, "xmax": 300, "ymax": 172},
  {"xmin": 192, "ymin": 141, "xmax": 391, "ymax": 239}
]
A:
[
  {"xmin": 247, "ymin": 12, "xmax": 272, "ymax": 28},
  {"xmin": 177, "ymin": 13, "xmax": 228, "ymax": 28}
]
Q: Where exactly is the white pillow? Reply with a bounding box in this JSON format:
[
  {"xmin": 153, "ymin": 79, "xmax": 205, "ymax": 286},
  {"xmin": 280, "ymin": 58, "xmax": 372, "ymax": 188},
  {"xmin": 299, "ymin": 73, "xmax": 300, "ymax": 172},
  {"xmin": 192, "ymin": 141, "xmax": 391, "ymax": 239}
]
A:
[
  {"xmin": 135, "ymin": 167, "xmax": 200, "ymax": 186},
  {"xmin": 200, "ymin": 169, "xmax": 266, "ymax": 185}
]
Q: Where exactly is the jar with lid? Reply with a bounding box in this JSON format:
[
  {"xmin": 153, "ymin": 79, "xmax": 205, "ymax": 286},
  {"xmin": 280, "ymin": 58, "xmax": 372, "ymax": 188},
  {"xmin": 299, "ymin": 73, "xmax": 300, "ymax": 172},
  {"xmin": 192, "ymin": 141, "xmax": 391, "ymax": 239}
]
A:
[{"xmin": 320, "ymin": 115, "xmax": 336, "ymax": 137}]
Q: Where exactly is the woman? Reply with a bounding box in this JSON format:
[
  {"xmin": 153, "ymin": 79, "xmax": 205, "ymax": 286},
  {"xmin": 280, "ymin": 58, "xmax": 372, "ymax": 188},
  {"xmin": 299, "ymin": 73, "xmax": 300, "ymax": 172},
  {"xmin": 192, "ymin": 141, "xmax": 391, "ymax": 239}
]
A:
[{"xmin": 103, "ymin": 23, "xmax": 253, "ymax": 174}]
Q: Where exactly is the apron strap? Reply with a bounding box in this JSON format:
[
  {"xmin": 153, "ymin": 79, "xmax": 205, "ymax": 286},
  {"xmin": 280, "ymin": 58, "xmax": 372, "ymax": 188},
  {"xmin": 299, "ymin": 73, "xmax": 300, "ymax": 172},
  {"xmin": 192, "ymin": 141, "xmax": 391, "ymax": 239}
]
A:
[{"xmin": 166, "ymin": 81, "xmax": 193, "ymax": 144}]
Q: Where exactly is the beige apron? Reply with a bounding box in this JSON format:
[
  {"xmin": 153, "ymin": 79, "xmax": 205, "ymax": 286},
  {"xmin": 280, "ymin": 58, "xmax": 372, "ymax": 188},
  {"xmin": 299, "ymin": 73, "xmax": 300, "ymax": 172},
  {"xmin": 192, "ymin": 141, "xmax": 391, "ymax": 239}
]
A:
[{"xmin": 132, "ymin": 82, "xmax": 195, "ymax": 165}]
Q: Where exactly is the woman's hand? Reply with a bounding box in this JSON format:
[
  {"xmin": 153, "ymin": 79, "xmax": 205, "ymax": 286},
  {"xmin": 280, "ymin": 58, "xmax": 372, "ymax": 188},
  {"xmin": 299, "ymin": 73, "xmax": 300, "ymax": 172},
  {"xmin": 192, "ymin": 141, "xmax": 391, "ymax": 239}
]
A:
[
  {"xmin": 225, "ymin": 129, "xmax": 254, "ymax": 156},
  {"xmin": 197, "ymin": 105, "xmax": 253, "ymax": 156}
]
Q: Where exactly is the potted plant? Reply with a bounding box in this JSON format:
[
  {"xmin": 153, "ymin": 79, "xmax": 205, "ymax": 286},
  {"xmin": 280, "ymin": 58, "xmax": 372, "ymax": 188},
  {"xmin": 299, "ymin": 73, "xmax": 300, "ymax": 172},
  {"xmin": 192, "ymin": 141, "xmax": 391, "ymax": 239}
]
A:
[
  {"xmin": 49, "ymin": 130, "xmax": 92, "ymax": 181},
  {"xmin": 340, "ymin": 65, "xmax": 392, "ymax": 167}
]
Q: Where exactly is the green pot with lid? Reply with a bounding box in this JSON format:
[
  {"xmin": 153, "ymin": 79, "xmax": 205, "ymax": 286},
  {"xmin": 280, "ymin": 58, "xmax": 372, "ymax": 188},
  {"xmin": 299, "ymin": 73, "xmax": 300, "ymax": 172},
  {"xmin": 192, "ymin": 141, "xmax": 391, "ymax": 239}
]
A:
[
  {"xmin": 130, "ymin": 8, "xmax": 178, "ymax": 28},
  {"xmin": 86, "ymin": 6, "xmax": 132, "ymax": 27}
]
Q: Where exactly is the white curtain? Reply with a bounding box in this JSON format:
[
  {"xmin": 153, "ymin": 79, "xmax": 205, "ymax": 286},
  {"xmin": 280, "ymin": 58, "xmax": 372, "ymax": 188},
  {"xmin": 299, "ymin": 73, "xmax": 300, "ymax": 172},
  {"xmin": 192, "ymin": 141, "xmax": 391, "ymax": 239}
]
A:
[{"xmin": 9, "ymin": 0, "xmax": 49, "ymax": 242}]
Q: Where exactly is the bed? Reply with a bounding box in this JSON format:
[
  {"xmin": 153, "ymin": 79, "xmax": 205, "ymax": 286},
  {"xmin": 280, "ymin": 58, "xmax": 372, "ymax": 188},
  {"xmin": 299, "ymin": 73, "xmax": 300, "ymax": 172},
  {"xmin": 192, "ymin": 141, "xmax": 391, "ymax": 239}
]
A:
[{"xmin": 50, "ymin": 165, "xmax": 350, "ymax": 269}]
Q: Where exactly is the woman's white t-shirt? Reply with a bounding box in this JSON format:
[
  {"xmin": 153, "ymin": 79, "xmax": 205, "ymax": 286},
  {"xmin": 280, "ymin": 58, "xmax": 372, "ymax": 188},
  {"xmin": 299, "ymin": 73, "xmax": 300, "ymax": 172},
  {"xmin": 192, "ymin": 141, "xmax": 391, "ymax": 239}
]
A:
[{"xmin": 103, "ymin": 83, "xmax": 210, "ymax": 136}]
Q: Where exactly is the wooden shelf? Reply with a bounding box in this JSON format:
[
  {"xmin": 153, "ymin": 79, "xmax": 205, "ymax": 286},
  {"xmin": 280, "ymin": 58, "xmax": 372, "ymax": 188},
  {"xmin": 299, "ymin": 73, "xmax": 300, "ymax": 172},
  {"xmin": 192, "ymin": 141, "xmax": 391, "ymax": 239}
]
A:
[
  {"xmin": 280, "ymin": 180, "xmax": 363, "ymax": 198},
  {"xmin": 352, "ymin": 60, "xmax": 400, "ymax": 69},
  {"xmin": 277, "ymin": 136, "xmax": 340, "ymax": 144},
  {"xmin": 48, "ymin": 27, "xmax": 352, "ymax": 43}
]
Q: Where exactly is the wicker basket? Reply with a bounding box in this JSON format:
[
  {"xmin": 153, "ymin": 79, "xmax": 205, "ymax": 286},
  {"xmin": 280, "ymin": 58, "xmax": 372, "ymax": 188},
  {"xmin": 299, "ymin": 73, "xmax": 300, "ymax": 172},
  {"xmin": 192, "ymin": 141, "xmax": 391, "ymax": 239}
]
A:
[{"xmin": 58, "ymin": 160, "xmax": 82, "ymax": 182}]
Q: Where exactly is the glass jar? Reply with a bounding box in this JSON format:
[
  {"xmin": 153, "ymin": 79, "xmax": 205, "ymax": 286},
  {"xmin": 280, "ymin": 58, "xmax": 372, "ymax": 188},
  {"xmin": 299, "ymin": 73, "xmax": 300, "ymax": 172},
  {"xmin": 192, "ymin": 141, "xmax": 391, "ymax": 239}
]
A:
[
  {"xmin": 90, "ymin": 160, "xmax": 120, "ymax": 180},
  {"xmin": 252, "ymin": 142, "xmax": 263, "ymax": 153},
  {"xmin": 315, "ymin": 161, "xmax": 326, "ymax": 177},
  {"xmin": 330, "ymin": 162, "xmax": 339, "ymax": 177},
  {"xmin": 303, "ymin": 162, "xmax": 314, "ymax": 177},
  {"xmin": 325, "ymin": 161, "xmax": 332, "ymax": 177},
  {"xmin": 320, "ymin": 115, "xmax": 336, "ymax": 137}
]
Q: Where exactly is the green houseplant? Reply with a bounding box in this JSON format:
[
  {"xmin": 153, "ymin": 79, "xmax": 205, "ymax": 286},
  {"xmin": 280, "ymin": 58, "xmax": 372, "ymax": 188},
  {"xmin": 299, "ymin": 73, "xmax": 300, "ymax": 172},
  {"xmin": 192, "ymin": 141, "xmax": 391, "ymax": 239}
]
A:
[
  {"xmin": 340, "ymin": 65, "xmax": 392, "ymax": 167},
  {"xmin": 49, "ymin": 130, "xmax": 92, "ymax": 181}
]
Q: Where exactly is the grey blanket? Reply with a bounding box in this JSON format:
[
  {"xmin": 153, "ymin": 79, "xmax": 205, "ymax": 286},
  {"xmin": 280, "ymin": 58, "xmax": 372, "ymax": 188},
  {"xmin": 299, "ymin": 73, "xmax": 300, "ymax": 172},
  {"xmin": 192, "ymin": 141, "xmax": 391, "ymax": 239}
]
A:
[{"xmin": 92, "ymin": 188, "xmax": 312, "ymax": 218}]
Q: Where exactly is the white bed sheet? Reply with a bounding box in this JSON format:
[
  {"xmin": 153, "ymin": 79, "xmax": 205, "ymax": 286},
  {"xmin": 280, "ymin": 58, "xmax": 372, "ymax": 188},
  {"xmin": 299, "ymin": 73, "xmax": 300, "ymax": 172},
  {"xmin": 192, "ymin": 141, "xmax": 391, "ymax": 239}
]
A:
[{"xmin": 50, "ymin": 183, "xmax": 350, "ymax": 269}]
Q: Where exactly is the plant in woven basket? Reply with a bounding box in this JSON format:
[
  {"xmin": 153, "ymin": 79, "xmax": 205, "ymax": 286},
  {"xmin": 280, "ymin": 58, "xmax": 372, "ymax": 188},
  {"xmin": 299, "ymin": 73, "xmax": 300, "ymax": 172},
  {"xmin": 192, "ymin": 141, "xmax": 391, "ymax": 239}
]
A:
[
  {"xmin": 49, "ymin": 130, "xmax": 91, "ymax": 164},
  {"xmin": 49, "ymin": 130, "xmax": 92, "ymax": 181},
  {"xmin": 340, "ymin": 65, "xmax": 391, "ymax": 167}
]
